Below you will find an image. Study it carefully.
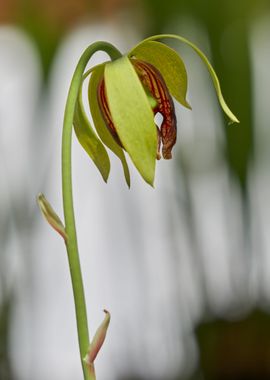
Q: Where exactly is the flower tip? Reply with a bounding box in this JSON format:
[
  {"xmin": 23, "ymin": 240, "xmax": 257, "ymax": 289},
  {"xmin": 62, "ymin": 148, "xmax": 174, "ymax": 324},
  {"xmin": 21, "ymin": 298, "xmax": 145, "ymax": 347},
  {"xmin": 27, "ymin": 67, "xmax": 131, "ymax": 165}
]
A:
[
  {"xmin": 228, "ymin": 115, "xmax": 240, "ymax": 125},
  {"xmin": 147, "ymin": 178, "xmax": 155, "ymax": 188},
  {"xmin": 126, "ymin": 177, "xmax": 131, "ymax": 189},
  {"xmin": 144, "ymin": 176, "xmax": 155, "ymax": 187},
  {"xmin": 163, "ymin": 152, "xmax": 172, "ymax": 160},
  {"xmin": 185, "ymin": 100, "xmax": 192, "ymax": 110}
]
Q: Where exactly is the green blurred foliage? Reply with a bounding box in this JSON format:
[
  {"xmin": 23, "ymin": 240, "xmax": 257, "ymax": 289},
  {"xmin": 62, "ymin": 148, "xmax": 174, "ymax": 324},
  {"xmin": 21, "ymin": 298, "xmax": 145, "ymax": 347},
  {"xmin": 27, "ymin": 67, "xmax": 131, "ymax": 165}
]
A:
[
  {"xmin": 195, "ymin": 310, "xmax": 270, "ymax": 380},
  {"xmin": 14, "ymin": 0, "xmax": 94, "ymax": 79},
  {"xmin": 0, "ymin": 297, "xmax": 14, "ymax": 380},
  {"xmin": 17, "ymin": 0, "xmax": 65, "ymax": 79}
]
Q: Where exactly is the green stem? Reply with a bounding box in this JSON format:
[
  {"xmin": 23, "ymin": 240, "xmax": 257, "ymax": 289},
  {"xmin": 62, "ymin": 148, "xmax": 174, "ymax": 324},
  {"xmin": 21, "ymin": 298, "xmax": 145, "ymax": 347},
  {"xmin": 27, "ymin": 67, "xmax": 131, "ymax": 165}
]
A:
[{"xmin": 61, "ymin": 41, "xmax": 122, "ymax": 380}]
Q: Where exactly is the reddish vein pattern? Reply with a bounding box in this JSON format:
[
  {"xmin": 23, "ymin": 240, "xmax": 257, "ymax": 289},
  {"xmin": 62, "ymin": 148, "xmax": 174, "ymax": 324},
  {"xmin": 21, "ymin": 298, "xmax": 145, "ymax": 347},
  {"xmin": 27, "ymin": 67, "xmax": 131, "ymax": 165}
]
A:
[
  {"xmin": 97, "ymin": 59, "xmax": 177, "ymax": 159},
  {"xmin": 132, "ymin": 59, "xmax": 177, "ymax": 159},
  {"xmin": 97, "ymin": 78, "xmax": 123, "ymax": 147}
]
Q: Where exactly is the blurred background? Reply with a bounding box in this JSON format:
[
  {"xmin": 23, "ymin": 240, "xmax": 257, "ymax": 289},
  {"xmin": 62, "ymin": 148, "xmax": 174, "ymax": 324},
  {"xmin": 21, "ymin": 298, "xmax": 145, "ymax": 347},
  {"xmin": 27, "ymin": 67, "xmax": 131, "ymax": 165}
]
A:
[{"xmin": 1, "ymin": 0, "xmax": 270, "ymax": 379}]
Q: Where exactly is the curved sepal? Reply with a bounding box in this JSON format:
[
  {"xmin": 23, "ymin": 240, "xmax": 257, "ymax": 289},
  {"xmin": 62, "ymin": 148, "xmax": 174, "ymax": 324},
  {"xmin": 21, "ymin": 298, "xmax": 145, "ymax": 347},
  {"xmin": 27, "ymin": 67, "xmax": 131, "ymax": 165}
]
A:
[
  {"xmin": 88, "ymin": 65, "xmax": 131, "ymax": 187},
  {"xmin": 132, "ymin": 34, "xmax": 239, "ymax": 124},
  {"xmin": 130, "ymin": 40, "xmax": 191, "ymax": 109},
  {"xmin": 74, "ymin": 86, "xmax": 110, "ymax": 182},
  {"xmin": 104, "ymin": 56, "xmax": 157, "ymax": 186}
]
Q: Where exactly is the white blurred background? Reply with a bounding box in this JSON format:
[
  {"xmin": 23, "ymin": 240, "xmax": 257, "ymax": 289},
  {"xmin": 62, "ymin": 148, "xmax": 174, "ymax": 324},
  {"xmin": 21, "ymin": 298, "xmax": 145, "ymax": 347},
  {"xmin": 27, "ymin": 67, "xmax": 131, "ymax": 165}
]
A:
[{"xmin": 1, "ymin": 1, "xmax": 270, "ymax": 379}]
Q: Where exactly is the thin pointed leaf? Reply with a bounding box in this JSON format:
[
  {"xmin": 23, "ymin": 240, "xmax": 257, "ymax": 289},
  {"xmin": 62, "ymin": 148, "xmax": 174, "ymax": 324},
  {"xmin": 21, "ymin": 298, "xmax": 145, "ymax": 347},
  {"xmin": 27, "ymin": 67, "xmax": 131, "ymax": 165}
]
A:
[
  {"xmin": 37, "ymin": 193, "xmax": 68, "ymax": 242},
  {"xmin": 130, "ymin": 40, "xmax": 191, "ymax": 109},
  {"xmin": 88, "ymin": 64, "xmax": 131, "ymax": 187},
  {"xmin": 104, "ymin": 56, "xmax": 157, "ymax": 186},
  {"xmin": 132, "ymin": 34, "xmax": 239, "ymax": 124},
  {"xmin": 73, "ymin": 86, "xmax": 110, "ymax": 182},
  {"xmin": 84, "ymin": 310, "xmax": 111, "ymax": 367}
]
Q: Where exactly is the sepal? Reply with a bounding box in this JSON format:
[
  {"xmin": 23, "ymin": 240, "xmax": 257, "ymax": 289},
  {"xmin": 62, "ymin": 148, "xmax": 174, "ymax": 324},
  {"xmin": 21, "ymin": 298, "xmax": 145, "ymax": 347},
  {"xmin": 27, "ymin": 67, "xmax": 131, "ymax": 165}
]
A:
[
  {"xmin": 132, "ymin": 34, "xmax": 240, "ymax": 124},
  {"xmin": 104, "ymin": 56, "xmax": 157, "ymax": 186},
  {"xmin": 130, "ymin": 40, "xmax": 191, "ymax": 109},
  {"xmin": 74, "ymin": 84, "xmax": 110, "ymax": 182},
  {"xmin": 89, "ymin": 65, "xmax": 131, "ymax": 187}
]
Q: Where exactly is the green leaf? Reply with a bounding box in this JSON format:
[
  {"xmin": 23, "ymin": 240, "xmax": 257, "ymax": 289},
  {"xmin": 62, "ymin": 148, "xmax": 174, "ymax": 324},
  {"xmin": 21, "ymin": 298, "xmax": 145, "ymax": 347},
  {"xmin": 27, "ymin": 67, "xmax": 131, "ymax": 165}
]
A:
[
  {"xmin": 130, "ymin": 40, "xmax": 191, "ymax": 109},
  {"xmin": 132, "ymin": 34, "xmax": 239, "ymax": 124},
  {"xmin": 73, "ymin": 85, "xmax": 110, "ymax": 182},
  {"xmin": 37, "ymin": 193, "xmax": 68, "ymax": 242},
  {"xmin": 88, "ymin": 64, "xmax": 131, "ymax": 187},
  {"xmin": 84, "ymin": 310, "xmax": 111, "ymax": 377},
  {"xmin": 104, "ymin": 56, "xmax": 157, "ymax": 186},
  {"xmin": 85, "ymin": 310, "xmax": 111, "ymax": 365}
]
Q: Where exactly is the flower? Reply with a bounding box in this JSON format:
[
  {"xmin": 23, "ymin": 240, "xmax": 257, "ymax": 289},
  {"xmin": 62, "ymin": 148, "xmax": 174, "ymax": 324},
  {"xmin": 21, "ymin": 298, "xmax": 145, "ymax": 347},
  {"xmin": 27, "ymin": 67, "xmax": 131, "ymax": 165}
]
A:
[
  {"xmin": 73, "ymin": 35, "xmax": 239, "ymax": 187},
  {"xmin": 97, "ymin": 58, "xmax": 177, "ymax": 161}
]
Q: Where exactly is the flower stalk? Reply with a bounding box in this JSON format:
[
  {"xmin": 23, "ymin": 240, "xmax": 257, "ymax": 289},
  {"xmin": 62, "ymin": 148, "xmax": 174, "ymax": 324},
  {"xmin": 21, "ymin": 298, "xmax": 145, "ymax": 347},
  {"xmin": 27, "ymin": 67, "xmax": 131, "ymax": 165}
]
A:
[{"xmin": 61, "ymin": 41, "xmax": 121, "ymax": 380}]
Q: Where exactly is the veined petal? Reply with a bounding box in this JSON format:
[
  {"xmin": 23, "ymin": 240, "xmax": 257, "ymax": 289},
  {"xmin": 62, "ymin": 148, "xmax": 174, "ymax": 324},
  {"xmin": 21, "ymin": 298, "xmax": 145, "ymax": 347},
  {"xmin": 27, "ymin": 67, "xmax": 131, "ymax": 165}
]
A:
[
  {"xmin": 97, "ymin": 77, "xmax": 123, "ymax": 147},
  {"xmin": 104, "ymin": 56, "xmax": 157, "ymax": 186},
  {"xmin": 88, "ymin": 64, "xmax": 131, "ymax": 187},
  {"xmin": 130, "ymin": 40, "xmax": 191, "ymax": 109},
  {"xmin": 131, "ymin": 34, "xmax": 239, "ymax": 124},
  {"xmin": 73, "ymin": 84, "xmax": 110, "ymax": 182},
  {"xmin": 132, "ymin": 59, "xmax": 177, "ymax": 159}
]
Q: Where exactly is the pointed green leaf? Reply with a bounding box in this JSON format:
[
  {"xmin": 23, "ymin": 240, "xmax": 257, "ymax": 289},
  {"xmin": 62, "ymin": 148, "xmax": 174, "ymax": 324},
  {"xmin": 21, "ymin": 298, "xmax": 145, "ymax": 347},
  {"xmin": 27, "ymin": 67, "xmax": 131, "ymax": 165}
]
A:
[
  {"xmin": 84, "ymin": 310, "xmax": 111, "ymax": 377},
  {"xmin": 131, "ymin": 34, "xmax": 239, "ymax": 124},
  {"xmin": 130, "ymin": 40, "xmax": 191, "ymax": 109},
  {"xmin": 85, "ymin": 310, "xmax": 111, "ymax": 365},
  {"xmin": 104, "ymin": 56, "xmax": 157, "ymax": 186},
  {"xmin": 37, "ymin": 193, "xmax": 68, "ymax": 242},
  {"xmin": 88, "ymin": 64, "xmax": 131, "ymax": 187},
  {"xmin": 73, "ymin": 85, "xmax": 110, "ymax": 182}
]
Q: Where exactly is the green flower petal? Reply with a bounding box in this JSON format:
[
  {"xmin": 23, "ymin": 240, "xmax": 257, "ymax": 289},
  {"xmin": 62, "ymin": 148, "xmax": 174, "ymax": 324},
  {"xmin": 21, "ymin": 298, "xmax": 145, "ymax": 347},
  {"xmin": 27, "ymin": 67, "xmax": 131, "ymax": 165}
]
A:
[
  {"xmin": 130, "ymin": 40, "xmax": 191, "ymax": 109},
  {"xmin": 104, "ymin": 56, "xmax": 157, "ymax": 186},
  {"xmin": 88, "ymin": 64, "xmax": 131, "ymax": 187},
  {"xmin": 132, "ymin": 34, "xmax": 239, "ymax": 124},
  {"xmin": 73, "ymin": 85, "xmax": 110, "ymax": 182}
]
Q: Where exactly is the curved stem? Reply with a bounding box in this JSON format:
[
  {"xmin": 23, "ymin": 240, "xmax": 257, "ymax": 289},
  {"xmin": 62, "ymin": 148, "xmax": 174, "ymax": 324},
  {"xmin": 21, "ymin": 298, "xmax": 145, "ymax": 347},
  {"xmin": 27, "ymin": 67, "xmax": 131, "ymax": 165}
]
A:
[{"xmin": 61, "ymin": 41, "xmax": 122, "ymax": 380}]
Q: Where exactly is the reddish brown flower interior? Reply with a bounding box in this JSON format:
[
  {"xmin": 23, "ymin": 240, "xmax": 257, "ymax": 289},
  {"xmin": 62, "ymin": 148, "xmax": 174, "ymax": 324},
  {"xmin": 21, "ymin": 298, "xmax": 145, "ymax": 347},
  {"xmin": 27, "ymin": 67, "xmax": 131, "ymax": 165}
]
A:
[{"xmin": 97, "ymin": 59, "xmax": 177, "ymax": 159}]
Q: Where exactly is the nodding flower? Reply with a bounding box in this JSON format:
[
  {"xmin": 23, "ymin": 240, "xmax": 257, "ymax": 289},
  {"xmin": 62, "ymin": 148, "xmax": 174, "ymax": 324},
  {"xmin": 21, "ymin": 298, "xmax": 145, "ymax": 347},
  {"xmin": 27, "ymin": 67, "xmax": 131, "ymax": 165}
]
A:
[
  {"xmin": 98, "ymin": 58, "xmax": 177, "ymax": 161},
  {"xmin": 74, "ymin": 36, "xmax": 239, "ymax": 186}
]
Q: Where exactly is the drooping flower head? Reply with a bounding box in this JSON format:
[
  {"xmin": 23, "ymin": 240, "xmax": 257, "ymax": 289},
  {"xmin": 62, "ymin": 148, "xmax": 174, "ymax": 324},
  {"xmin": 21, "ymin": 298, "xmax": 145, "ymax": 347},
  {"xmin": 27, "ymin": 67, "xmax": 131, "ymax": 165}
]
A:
[
  {"xmin": 73, "ymin": 35, "xmax": 239, "ymax": 187},
  {"xmin": 98, "ymin": 58, "xmax": 177, "ymax": 161}
]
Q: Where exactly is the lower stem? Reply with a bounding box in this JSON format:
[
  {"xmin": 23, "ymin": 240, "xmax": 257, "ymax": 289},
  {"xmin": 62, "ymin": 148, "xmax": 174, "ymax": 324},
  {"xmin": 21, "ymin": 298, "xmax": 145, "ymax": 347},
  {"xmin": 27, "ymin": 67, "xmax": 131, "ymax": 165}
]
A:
[{"xmin": 61, "ymin": 42, "xmax": 122, "ymax": 380}]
